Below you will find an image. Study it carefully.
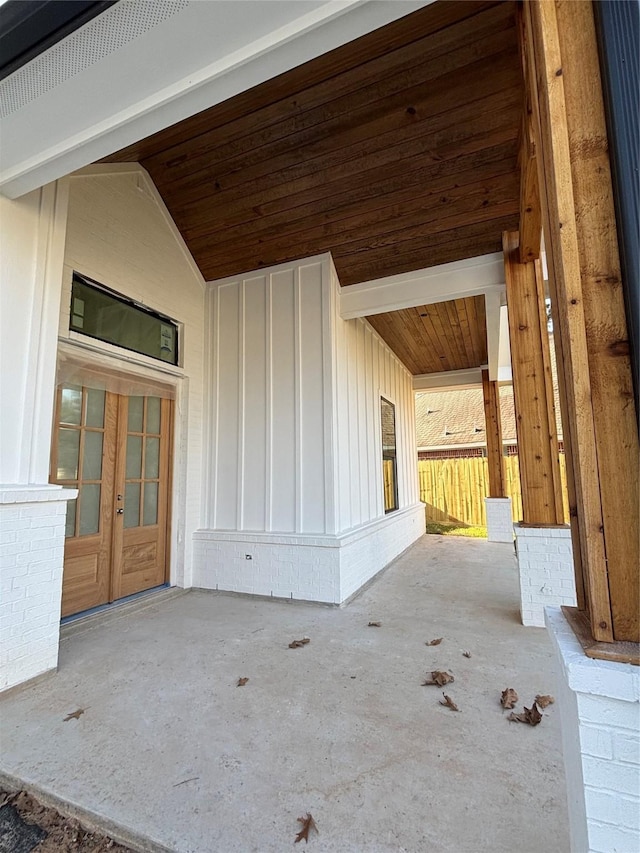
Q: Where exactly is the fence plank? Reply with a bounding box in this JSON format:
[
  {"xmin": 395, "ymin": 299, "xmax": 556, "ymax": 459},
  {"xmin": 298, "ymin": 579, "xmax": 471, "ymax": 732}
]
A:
[{"xmin": 418, "ymin": 454, "xmax": 568, "ymax": 527}]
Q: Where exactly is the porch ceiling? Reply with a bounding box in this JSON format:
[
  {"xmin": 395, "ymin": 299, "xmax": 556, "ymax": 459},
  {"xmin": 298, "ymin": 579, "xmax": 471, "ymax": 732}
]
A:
[
  {"xmin": 367, "ymin": 294, "xmax": 488, "ymax": 375},
  {"xmin": 103, "ymin": 0, "xmax": 522, "ymax": 288}
]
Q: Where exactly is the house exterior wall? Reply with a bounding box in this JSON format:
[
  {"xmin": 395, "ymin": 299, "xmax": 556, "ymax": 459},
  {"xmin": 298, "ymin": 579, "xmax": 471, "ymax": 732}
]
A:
[
  {"xmin": 195, "ymin": 254, "xmax": 423, "ymax": 603},
  {"xmin": 61, "ymin": 169, "xmax": 206, "ymax": 589},
  {"xmin": 1, "ymin": 183, "xmax": 73, "ymax": 690}
]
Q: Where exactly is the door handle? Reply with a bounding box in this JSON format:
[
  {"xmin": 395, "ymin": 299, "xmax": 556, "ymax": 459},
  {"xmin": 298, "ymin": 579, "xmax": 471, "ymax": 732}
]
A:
[{"xmin": 116, "ymin": 508, "xmax": 124, "ymax": 515}]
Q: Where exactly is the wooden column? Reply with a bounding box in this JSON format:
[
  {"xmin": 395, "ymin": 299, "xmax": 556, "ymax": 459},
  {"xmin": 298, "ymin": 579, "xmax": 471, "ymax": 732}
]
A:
[
  {"xmin": 523, "ymin": 0, "xmax": 639, "ymax": 644},
  {"xmin": 482, "ymin": 369, "xmax": 506, "ymax": 498},
  {"xmin": 503, "ymin": 231, "xmax": 564, "ymax": 525}
]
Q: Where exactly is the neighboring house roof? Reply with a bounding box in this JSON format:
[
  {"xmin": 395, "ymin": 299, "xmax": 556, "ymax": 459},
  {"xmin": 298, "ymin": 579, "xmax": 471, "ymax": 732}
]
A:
[
  {"xmin": 415, "ymin": 337, "xmax": 563, "ymax": 450},
  {"xmin": 415, "ymin": 385, "xmax": 517, "ymax": 449}
]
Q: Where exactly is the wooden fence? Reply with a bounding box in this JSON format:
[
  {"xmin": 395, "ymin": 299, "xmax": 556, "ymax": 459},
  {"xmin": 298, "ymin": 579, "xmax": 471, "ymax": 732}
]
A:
[{"xmin": 418, "ymin": 455, "xmax": 569, "ymax": 526}]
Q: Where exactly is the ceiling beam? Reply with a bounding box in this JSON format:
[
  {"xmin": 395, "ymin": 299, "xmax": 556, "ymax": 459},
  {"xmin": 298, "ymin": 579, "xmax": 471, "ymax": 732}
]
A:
[
  {"xmin": 413, "ymin": 367, "xmax": 484, "ymax": 392},
  {"xmin": 339, "ymin": 253, "xmax": 505, "ymax": 319}
]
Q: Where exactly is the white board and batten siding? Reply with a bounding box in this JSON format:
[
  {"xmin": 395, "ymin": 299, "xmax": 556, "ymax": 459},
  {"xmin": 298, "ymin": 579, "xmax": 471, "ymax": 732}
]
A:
[
  {"xmin": 60, "ymin": 168, "xmax": 206, "ymax": 588},
  {"xmin": 196, "ymin": 254, "xmax": 424, "ymax": 603}
]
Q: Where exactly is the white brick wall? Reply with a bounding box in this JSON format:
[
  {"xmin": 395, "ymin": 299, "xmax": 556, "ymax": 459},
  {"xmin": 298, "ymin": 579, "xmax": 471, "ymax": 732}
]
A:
[
  {"xmin": 193, "ymin": 503, "xmax": 424, "ymax": 604},
  {"xmin": 546, "ymin": 607, "xmax": 640, "ymax": 853},
  {"xmin": 515, "ymin": 524, "xmax": 577, "ymax": 627},
  {"xmin": 484, "ymin": 498, "xmax": 513, "ymax": 543},
  {"xmin": 0, "ymin": 486, "xmax": 75, "ymax": 692}
]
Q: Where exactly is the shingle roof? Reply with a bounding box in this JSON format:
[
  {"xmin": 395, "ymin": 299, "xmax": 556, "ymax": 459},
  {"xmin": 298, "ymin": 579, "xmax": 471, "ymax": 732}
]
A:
[{"xmin": 415, "ymin": 339, "xmax": 563, "ymax": 449}]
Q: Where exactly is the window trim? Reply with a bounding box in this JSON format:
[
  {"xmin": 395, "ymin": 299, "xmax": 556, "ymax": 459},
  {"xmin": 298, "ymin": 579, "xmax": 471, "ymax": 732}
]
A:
[{"xmin": 380, "ymin": 395, "xmax": 399, "ymax": 514}]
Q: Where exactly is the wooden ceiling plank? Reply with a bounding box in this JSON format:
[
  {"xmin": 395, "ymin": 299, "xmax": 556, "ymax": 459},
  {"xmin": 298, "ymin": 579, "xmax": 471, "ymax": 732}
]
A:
[
  {"xmin": 443, "ymin": 299, "xmax": 469, "ymax": 368},
  {"xmin": 175, "ymin": 90, "xmax": 521, "ymax": 238},
  {"xmin": 333, "ymin": 215, "xmax": 517, "ymax": 287},
  {"xmin": 410, "ymin": 306, "xmax": 452, "ymax": 374},
  {"xmin": 466, "ymin": 294, "xmax": 488, "ymax": 365},
  {"xmin": 365, "ymin": 313, "xmax": 422, "ymax": 374},
  {"xmin": 154, "ymin": 47, "xmax": 520, "ymax": 207},
  {"xmin": 105, "ymin": 1, "xmax": 503, "ymax": 163},
  {"xmin": 191, "ymin": 153, "xmax": 518, "ymax": 265},
  {"xmin": 144, "ymin": 19, "xmax": 517, "ymax": 189},
  {"xmin": 454, "ymin": 297, "xmax": 477, "ymax": 365}
]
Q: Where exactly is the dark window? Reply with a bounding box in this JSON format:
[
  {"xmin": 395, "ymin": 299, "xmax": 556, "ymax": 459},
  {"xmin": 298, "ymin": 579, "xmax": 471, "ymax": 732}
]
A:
[
  {"xmin": 381, "ymin": 397, "xmax": 398, "ymax": 513},
  {"xmin": 70, "ymin": 273, "xmax": 179, "ymax": 365}
]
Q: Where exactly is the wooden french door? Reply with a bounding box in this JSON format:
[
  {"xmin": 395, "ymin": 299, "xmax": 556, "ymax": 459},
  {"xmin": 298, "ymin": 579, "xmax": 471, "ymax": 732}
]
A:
[{"xmin": 50, "ymin": 385, "xmax": 172, "ymax": 617}]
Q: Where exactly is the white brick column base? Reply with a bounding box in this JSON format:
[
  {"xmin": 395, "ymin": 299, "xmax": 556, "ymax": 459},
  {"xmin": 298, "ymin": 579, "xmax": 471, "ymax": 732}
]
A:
[
  {"xmin": 515, "ymin": 523, "xmax": 577, "ymax": 627},
  {"xmin": 484, "ymin": 497, "xmax": 513, "ymax": 542},
  {"xmin": 546, "ymin": 607, "xmax": 640, "ymax": 853},
  {"xmin": 0, "ymin": 485, "xmax": 76, "ymax": 692}
]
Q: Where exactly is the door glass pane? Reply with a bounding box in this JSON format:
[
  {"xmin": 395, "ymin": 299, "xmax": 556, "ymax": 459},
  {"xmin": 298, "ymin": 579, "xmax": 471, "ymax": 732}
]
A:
[
  {"xmin": 86, "ymin": 389, "xmax": 105, "ymax": 427},
  {"xmin": 65, "ymin": 499, "xmax": 77, "ymax": 538},
  {"xmin": 60, "ymin": 386, "xmax": 82, "ymax": 425},
  {"xmin": 82, "ymin": 431, "xmax": 103, "ymax": 480},
  {"xmin": 128, "ymin": 397, "xmax": 144, "ymax": 432},
  {"xmin": 79, "ymin": 484, "xmax": 100, "ymax": 535},
  {"xmin": 124, "ymin": 483, "xmax": 140, "ymax": 528},
  {"xmin": 143, "ymin": 482, "xmax": 158, "ymax": 526},
  {"xmin": 57, "ymin": 428, "xmax": 80, "ymax": 480},
  {"xmin": 146, "ymin": 397, "xmax": 161, "ymax": 434},
  {"xmin": 126, "ymin": 435, "xmax": 142, "ymax": 479},
  {"xmin": 145, "ymin": 437, "xmax": 160, "ymax": 479}
]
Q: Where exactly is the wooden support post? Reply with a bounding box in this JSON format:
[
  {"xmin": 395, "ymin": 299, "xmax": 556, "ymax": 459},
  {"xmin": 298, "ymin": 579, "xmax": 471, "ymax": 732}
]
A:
[
  {"xmin": 523, "ymin": 0, "xmax": 639, "ymax": 644},
  {"xmin": 518, "ymin": 110, "xmax": 542, "ymax": 264},
  {"xmin": 482, "ymin": 369, "xmax": 506, "ymax": 497},
  {"xmin": 503, "ymin": 231, "xmax": 564, "ymax": 526}
]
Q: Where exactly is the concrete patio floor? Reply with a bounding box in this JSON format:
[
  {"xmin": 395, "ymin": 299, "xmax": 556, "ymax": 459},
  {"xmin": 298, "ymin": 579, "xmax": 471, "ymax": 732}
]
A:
[{"xmin": 0, "ymin": 536, "xmax": 569, "ymax": 853}]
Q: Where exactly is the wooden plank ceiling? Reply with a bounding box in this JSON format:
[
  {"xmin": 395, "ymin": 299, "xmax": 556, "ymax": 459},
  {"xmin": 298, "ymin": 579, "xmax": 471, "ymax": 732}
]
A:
[
  {"xmin": 104, "ymin": 0, "xmax": 522, "ymax": 374},
  {"xmin": 367, "ymin": 296, "xmax": 488, "ymax": 375}
]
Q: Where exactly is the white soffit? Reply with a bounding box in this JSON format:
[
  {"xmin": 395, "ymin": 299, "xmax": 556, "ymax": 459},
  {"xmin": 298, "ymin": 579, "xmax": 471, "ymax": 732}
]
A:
[
  {"xmin": 413, "ymin": 367, "xmax": 484, "ymax": 392},
  {"xmin": 0, "ymin": 0, "xmax": 433, "ymax": 199},
  {"xmin": 339, "ymin": 253, "xmax": 506, "ymax": 319}
]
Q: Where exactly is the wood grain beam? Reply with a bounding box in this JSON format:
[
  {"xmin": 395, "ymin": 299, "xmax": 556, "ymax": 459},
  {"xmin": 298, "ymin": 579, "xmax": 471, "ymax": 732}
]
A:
[
  {"xmin": 526, "ymin": 0, "xmax": 638, "ymax": 643},
  {"xmin": 503, "ymin": 230, "xmax": 564, "ymax": 525},
  {"xmin": 518, "ymin": 110, "xmax": 542, "ymax": 262},
  {"xmin": 482, "ymin": 369, "xmax": 506, "ymax": 497}
]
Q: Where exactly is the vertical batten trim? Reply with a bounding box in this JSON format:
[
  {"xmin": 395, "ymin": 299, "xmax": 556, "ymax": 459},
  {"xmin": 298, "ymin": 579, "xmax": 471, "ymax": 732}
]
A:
[
  {"xmin": 294, "ymin": 267, "xmax": 302, "ymax": 533},
  {"xmin": 202, "ymin": 285, "xmax": 213, "ymax": 526},
  {"xmin": 265, "ymin": 274, "xmax": 273, "ymax": 532},
  {"xmin": 236, "ymin": 278, "xmax": 246, "ymax": 530},
  {"xmin": 322, "ymin": 259, "xmax": 336, "ymax": 535},
  {"xmin": 211, "ymin": 284, "xmax": 221, "ymax": 529}
]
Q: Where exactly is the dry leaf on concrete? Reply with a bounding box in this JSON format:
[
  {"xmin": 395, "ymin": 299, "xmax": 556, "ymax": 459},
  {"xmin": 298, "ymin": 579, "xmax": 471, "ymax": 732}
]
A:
[
  {"xmin": 295, "ymin": 812, "xmax": 318, "ymax": 844},
  {"xmin": 440, "ymin": 693, "xmax": 459, "ymax": 711},
  {"xmin": 423, "ymin": 670, "xmax": 454, "ymax": 686},
  {"xmin": 500, "ymin": 688, "xmax": 518, "ymax": 709},
  {"xmin": 288, "ymin": 638, "xmax": 311, "ymax": 649},
  {"xmin": 535, "ymin": 694, "xmax": 554, "ymax": 709},
  {"xmin": 462, "ymin": 651, "xmax": 472, "ymax": 658},
  {"xmin": 426, "ymin": 637, "xmax": 443, "ymax": 646},
  {"xmin": 508, "ymin": 702, "xmax": 543, "ymax": 726},
  {"xmin": 237, "ymin": 677, "xmax": 249, "ymax": 687},
  {"xmin": 367, "ymin": 621, "xmax": 382, "ymax": 627},
  {"xmin": 63, "ymin": 708, "xmax": 85, "ymax": 721}
]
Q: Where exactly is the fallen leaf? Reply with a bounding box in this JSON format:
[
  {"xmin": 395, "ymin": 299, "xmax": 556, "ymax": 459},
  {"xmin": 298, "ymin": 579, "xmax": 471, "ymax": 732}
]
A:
[
  {"xmin": 289, "ymin": 638, "xmax": 311, "ymax": 649},
  {"xmin": 500, "ymin": 688, "xmax": 518, "ymax": 709},
  {"xmin": 367, "ymin": 621, "xmax": 382, "ymax": 627},
  {"xmin": 462, "ymin": 651, "xmax": 472, "ymax": 658},
  {"xmin": 535, "ymin": 694, "xmax": 554, "ymax": 709},
  {"xmin": 440, "ymin": 693, "xmax": 459, "ymax": 711},
  {"xmin": 423, "ymin": 670, "xmax": 454, "ymax": 686},
  {"xmin": 237, "ymin": 677, "xmax": 249, "ymax": 687},
  {"xmin": 508, "ymin": 702, "xmax": 543, "ymax": 726},
  {"xmin": 426, "ymin": 637, "xmax": 443, "ymax": 646},
  {"xmin": 63, "ymin": 708, "xmax": 85, "ymax": 722},
  {"xmin": 295, "ymin": 812, "xmax": 319, "ymax": 844}
]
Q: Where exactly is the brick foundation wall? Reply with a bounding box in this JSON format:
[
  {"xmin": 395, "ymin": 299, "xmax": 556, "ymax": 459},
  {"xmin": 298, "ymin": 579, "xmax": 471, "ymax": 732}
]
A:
[
  {"xmin": 546, "ymin": 607, "xmax": 640, "ymax": 853},
  {"xmin": 515, "ymin": 524, "xmax": 577, "ymax": 627},
  {"xmin": 484, "ymin": 497, "xmax": 513, "ymax": 543},
  {"xmin": 0, "ymin": 486, "xmax": 75, "ymax": 692},
  {"xmin": 192, "ymin": 503, "xmax": 424, "ymax": 605}
]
